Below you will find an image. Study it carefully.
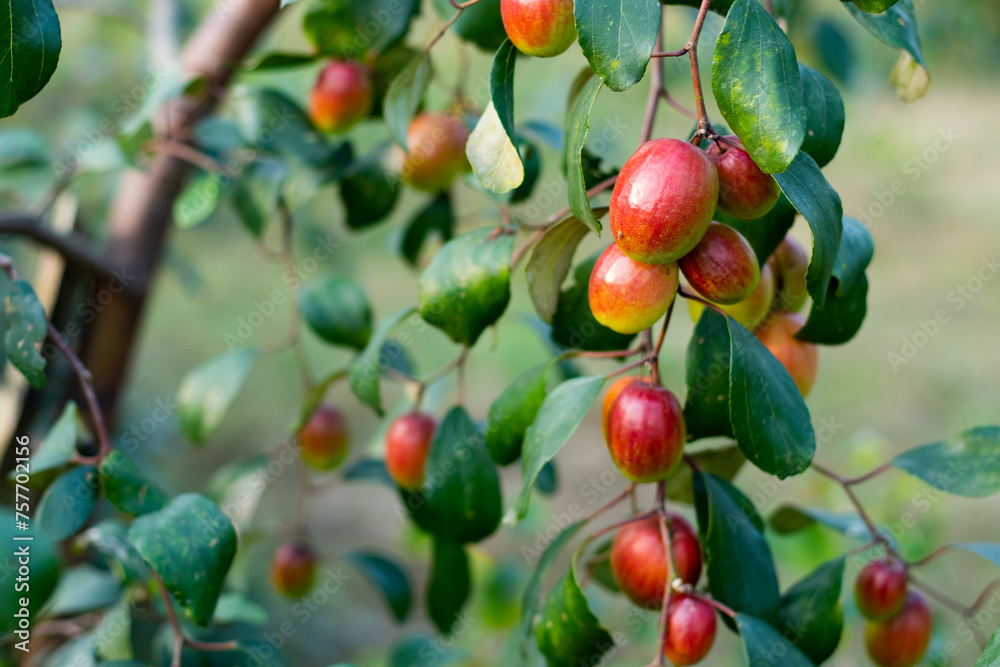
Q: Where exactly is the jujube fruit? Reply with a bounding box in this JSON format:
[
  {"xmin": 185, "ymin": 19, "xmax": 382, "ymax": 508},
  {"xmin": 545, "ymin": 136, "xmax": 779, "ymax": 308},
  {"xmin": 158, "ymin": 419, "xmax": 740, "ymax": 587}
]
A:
[
  {"xmin": 500, "ymin": 0, "xmax": 576, "ymax": 58},
  {"xmin": 706, "ymin": 136, "xmax": 781, "ymax": 219},
  {"xmin": 299, "ymin": 405, "xmax": 349, "ymax": 471},
  {"xmin": 610, "ymin": 515, "xmax": 702, "ymax": 608},
  {"xmin": 610, "ymin": 138, "xmax": 719, "ymax": 265},
  {"xmin": 601, "ymin": 376, "xmax": 644, "ymax": 440},
  {"xmin": 606, "ymin": 383, "xmax": 686, "ymax": 483},
  {"xmin": 663, "ymin": 594, "xmax": 717, "ymax": 666},
  {"xmin": 270, "ymin": 542, "xmax": 316, "ymax": 598},
  {"xmin": 308, "ymin": 60, "xmax": 372, "ymax": 134},
  {"xmin": 401, "ymin": 112, "xmax": 470, "ymax": 193},
  {"xmin": 588, "ymin": 243, "xmax": 679, "ymax": 335},
  {"xmin": 385, "ymin": 412, "xmax": 437, "ymax": 490},
  {"xmin": 678, "ymin": 221, "xmax": 760, "ymax": 305},
  {"xmin": 770, "ymin": 236, "xmax": 810, "ymax": 313},
  {"xmin": 855, "ymin": 557, "xmax": 908, "ymax": 621},
  {"xmin": 754, "ymin": 312, "xmax": 818, "ymax": 397},
  {"xmin": 865, "ymin": 592, "xmax": 932, "ymax": 667},
  {"xmin": 688, "ymin": 260, "xmax": 776, "ymax": 330}
]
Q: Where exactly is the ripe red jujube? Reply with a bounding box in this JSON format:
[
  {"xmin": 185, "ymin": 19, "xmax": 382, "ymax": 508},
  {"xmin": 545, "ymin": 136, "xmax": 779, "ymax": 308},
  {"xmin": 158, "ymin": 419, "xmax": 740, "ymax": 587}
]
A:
[
  {"xmin": 401, "ymin": 112, "xmax": 470, "ymax": 193},
  {"xmin": 606, "ymin": 382, "xmax": 686, "ymax": 483},
  {"xmin": 679, "ymin": 221, "xmax": 760, "ymax": 305},
  {"xmin": 663, "ymin": 594, "xmax": 717, "ymax": 666},
  {"xmin": 500, "ymin": 0, "xmax": 576, "ymax": 58},
  {"xmin": 610, "ymin": 514, "xmax": 702, "ymax": 608},
  {"xmin": 588, "ymin": 243, "xmax": 679, "ymax": 335},
  {"xmin": 308, "ymin": 60, "xmax": 372, "ymax": 134},
  {"xmin": 270, "ymin": 542, "xmax": 317, "ymax": 598},
  {"xmin": 706, "ymin": 136, "xmax": 781, "ymax": 219},
  {"xmin": 385, "ymin": 412, "xmax": 437, "ymax": 490},
  {"xmin": 856, "ymin": 557, "xmax": 909, "ymax": 621},
  {"xmin": 865, "ymin": 592, "xmax": 932, "ymax": 667},
  {"xmin": 299, "ymin": 405, "xmax": 349, "ymax": 471}
]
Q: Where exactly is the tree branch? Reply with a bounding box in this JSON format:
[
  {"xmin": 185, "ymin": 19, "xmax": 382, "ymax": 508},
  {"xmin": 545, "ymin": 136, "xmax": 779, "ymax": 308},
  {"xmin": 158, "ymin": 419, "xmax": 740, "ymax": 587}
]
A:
[{"xmin": 0, "ymin": 213, "xmax": 116, "ymax": 281}]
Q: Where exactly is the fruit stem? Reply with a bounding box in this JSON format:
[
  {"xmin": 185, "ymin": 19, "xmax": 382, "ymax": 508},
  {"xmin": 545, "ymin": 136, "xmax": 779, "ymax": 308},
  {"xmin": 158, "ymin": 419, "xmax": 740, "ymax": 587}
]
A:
[
  {"xmin": 677, "ymin": 286, "xmax": 729, "ymax": 319},
  {"xmin": 686, "ymin": 0, "xmax": 715, "ymax": 141},
  {"xmin": 0, "ymin": 253, "xmax": 113, "ymax": 463},
  {"xmin": 680, "ymin": 586, "xmax": 737, "ymax": 619},
  {"xmin": 426, "ymin": 0, "xmax": 484, "ymax": 53},
  {"xmin": 642, "ymin": 329, "xmax": 660, "ymax": 384},
  {"xmin": 654, "ymin": 299, "xmax": 675, "ymax": 360}
]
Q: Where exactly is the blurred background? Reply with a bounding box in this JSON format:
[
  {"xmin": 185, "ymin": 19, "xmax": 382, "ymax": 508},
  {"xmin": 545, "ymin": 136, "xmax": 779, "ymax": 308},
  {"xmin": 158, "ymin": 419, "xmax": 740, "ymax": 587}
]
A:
[{"xmin": 2, "ymin": 0, "xmax": 999, "ymax": 665}]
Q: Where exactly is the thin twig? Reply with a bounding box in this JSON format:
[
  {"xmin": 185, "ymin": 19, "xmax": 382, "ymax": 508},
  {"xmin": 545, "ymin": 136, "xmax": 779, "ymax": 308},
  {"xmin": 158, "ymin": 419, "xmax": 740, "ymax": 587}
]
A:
[
  {"xmin": 276, "ymin": 200, "xmax": 313, "ymax": 388},
  {"xmin": 811, "ymin": 462, "xmax": 887, "ymax": 548},
  {"xmin": 425, "ymin": 0, "xmax": 484, "ymax": 52},
  {"xmin": 686, "ymin": 0, "xmax": 715, "ymax": 139},
  {"xmin": 153, "ymin": 569, "xmax": 239, "ymax": 661}
]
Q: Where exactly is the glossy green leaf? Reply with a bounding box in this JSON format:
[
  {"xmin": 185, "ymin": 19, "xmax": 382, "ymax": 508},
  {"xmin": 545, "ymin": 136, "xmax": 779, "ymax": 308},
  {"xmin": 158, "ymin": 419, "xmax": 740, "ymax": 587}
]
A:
[
  {"xmin": 712, "ymin": 0, "xmax": 806, "ymax": 173},
  {"xmin": 427, "ymin": 538, "xmax": 470, "ymax": 634},
  {"xmin": 776, "ymin": 556, "xmax": 845, "ymax": 664},
  {"xmin": 413, "ymin": 406, "xmax": 503, "ymax": 542},
  {"xmin": 552, "ymin": 251, "xmax": 636, "ymax": 352},
  {"xmin": 844, "ymin": 0, "xmax": 924, "ymax": 67},
  {"xmin": 348, "ymin": 307, "xmax": 415, "ymax": 415},
  {"xmin": 418, "ymin": 226, "xmax": 514, "ymax": 346},
  {"xmin": 385, "ymin": 54, "xmax": 431, "ymax": 148},
  {"xmin": 694, "ymin": 470, "xmax": 780, "ymax": 618},
  {"xmin": 300, "ymin": 275, "xmax": 373, "ymax": 349},
  {"xmin": 574, "ymin": 0, "xmax": 659, "ymax": 93},
  {"xmin": 893, "ymin": 426, "xmax": 1000, "ymax": 497},
  {"xmin": 798, "ymin": 217, "xmax": 873, "ymax": 345},
  {"xmin": 401, "ymin": 192, "xmax": 453, "ymax": 266},
  {"xmin": 1, "ymin": 0, "xmax": 62, "ymax": 118},
  {"xmin": 37, "ymin": 466, "xmax": 99, "ymax": 541},
  {"xmin": 728, "ymin": 315, "xmax": 816, "ymax": 477},
  {"xmin": 512, "ymin": 375, "xmax": 605, "ymax": 522},
  {"xmin": 177, "ymin": 348, "xmax": 258, "ymax": 445},
  {"xmin": 664, "ymin": 444, "xmax": 746, "ymax": 504},
  {"xmin": 526, "ymin": 215, "xmax": 591, "ymax": 324},
  {"xmin": 736, "ymin": 613, "xmax": 816, "ymax": 667},
  {"xmin": 232, "ymin": 159, "xmax": 288, "ymax": 237},
  {"xmin": 47, "ymin": 564, "xmax": 120, "ymax": 618},
  {"xmin": 977, "ymin": 626, "xmax": 1000, "ymax": 667},
  {"xmin": 535, "ymin": 570, "xmax": 613, "ymax": 667},
  {"xmin": 3, "ymin": 277, "xmax": 48, "ymax": 387},
  {"xmin": 340, "ymin": 144, "xmax": 400, "ymax": 230},
  {"xmin": 661, "ymin": 0, "xmax": 735, "ymax": 14},
  {"xmin": 684, "ymin": 309, "xmax": 733, "ymax": 441},
  {"xmin": 715, "ymin": 194, "xmax": 797, "ymax": 267},
  {"xmin": 174, "ymin": 172, "xmax": 222, "ymax": 229},
  {"xmin": 0, "ymin": 507, "xmax": 59, "ymax": 634},
  {"xmin": 468, "ymin": 39, "xmax": 522, "ymax": 194},
  {"xmin": 565, "ymin": 74, "xmax": 604, "ymax": 234},
  {"xmin": 344, "ymin": 551, "xmax": 412, "ymax": 622},
  {"xmin": 77, "ymin": 519, "xmax": 148, "ymax": 583},
  {"xmin": 849, "ymin": 0, "xmax": 898, "ymax": 12},
  {"xmin": 799, "ymin": 64, "xmax": 845, "ymax": 169},
  {"xmin": 773, "ymin": 151, "xmax": 844, "ymax": 308},
  {"xmin": 485, "ymin": 365, "xmax": 548, "ymax": 465},
  {"xmin": 98, "ymin": 451, "xmax": 169, "ymax": 517},
  {"xmin": 128, "ymin": 494, "xmax": 237, "ymax": 626},
  {"xmin": 28, "ymin": 401, "xmax": 78, "ymax": 475}
]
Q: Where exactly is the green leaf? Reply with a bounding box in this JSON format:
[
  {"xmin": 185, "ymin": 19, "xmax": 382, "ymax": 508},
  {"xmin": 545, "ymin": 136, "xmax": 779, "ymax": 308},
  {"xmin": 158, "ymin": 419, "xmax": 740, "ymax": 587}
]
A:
[
  {"xmin": 232, "ymin": 159, "xmax": 288, "ymax": 237},
  {"xmin": 736, "ymin": 613, "xmax": 816, "ymax": 667},
  {"xmin": 574, "ymin": 0, "xmax": 659, "ymax": 93},
  {"xmin": 248, "ymin": 52, "xmax": 319, "ymax": 71},
  {"xmin": 174, "ymin": 172, "xmax": 222, "ymax": 229},
  {"xmin": 344, "ymin": 551, "xmax": 412, "ymax": 622},
  {"xmin": 238, "ymin": 89, "xmax": 335, "ymax": 169},
  {"xmin": 77, "ymin": 519, "xmax": 148, "ymax": 583},
  {"xmin": 47, "ymin": 564, "xmax": 121, "ymax": 617},
  {"xmin": 728, "ymin": 314, "xmax": 816, "ymax": 477},
  {"xmin": 37, "ymin": 466, "xmax": 99, "ymax": 541},
  {"xmin": 798, "ymin": 64, "xmax": 845, "ymax": 169},
  {"xmin": 467, "ymin": 39, "xmax": 522, "ymax": 194},
  {"xmin": 715, "ymin": 194, "xmax": 797, "ymax": 267},
  {"xmin": 510, "ymin": 135, "xmax": 541, "ymax": 203},
  {"xmin": 564, "ymin": 74, "xmax": 604, "ymax": 235},
  {"xmin": 661, "ymin": 0, "xmax": 735, "ymax": 14},
  {"xmin": 98, "ymin": 451, "xmax": 169, "ymax": 517},
  {"xmin": 712, "ymin": 0, "xmax": 806, "ymax": 174},
  {"xmin": 684, "ymin": 309, "xmax": 733, "ymax": 441},
  {"xmin": 526, "ymin": 215, "xmax": 590, "ymax": 324},
  {"xmin": 664, "ymin": 445, "xmax": 746, "ymax": 504},
  {"xmin": 776, "ymin": 557, "xmax": 845, "ymax": 664},
  {"xmin": 0, "ymin": 506, "xmax": 59, "ymax": 634},
  {"xmin": 798, "ymin": 217, "xmax": 873, "ymax": 345},
  {"xmin": 418, "ymin": 226, "xmax": 514, "ymax": 347},
  {"xmin": 302, "ymin": 0, "xmax": 365, "ymax": 59},
  {"xmin": 92, "ymin": 601, "xmax": 134, "ymax": 661},
  {"xmin": 512, "ymin": 376, "xmax": 605, "ymax": 522},
  {"xmin": 3, "ymin": 277, "xmax": 48, "ymax": 387},
  {"xmin": 348, "ymin": 307, "xmax": 415, "ymax": 415},
  {"xmin": 773, "ymin": 151, "xmax": 844, "ymax": 308},
  {"xmin": 384, "ymin": 54, "xmax": 431, "ymax": 148},
  {"xmin": 485, "ymin": 365, "xmax": 548, "ymax": 465},
  {"xmin": 977, "ymin": 625, "xmax": 1000, "ymax": 667},
  {"xmin": 432, "ymin": 0, "xmax": 505, "ymax": 51},
  {"xmin": 410, "ymin": 406, "xmax": 503, "ymax": 542},
  {"xmin": 551, "ymin": 251, "xmax": 636, "ymax": 352},
  {"xmin": 300, "ymin": 275, "xmax": 373, "ymax": 349},
  {"xmin": 401, "ymin": 192, "xmax": 453, "ymax": 266},
  {"xmin": 535, "ymin": 570, "xmax": 613, "ymax": 667},
  {"xmin": 844, "ymin": 0, "xmax": 924, "ymax": 67},
  {"xmin": 427, "ymin": 538, "xmax": 470, "ymax": 634},
  {"xmin": 177, "ymin": 348, "xmax": 258, "ymax": 445},
  {"xmin": 848, "ymin": 0, "xmax": 898, "ymax": 12},
  {"xmin": 694, "ymin": 470, "xmax": 780, "ymax": 618},
  {"xmin": 27, "ymin": 401, "xmax": 78, "ymax": 475},
  {"xmin": 892, "ymin": 426, "xmax": 1000, "ymax": 497},
  {"xmin": 769, "ymin": 504, "xmax": 889, "ymax": 543},
  {"xmin": 213, "ymin": 591, "xmax": 269, "ymax": 626},
  {"xmin": 128, "ymin": 494, "xmax": 237, "ymax": 626},
  {"xmin": 346, "ymin": 0, "xmax": 418, "ymax": 55},
  {"xmin": 1, "ymin": 0, "xmax": 61, "ymax": 118},
  {"xmin": 340, "ymin": 144, "xmax": 400, "ymax": 230}
]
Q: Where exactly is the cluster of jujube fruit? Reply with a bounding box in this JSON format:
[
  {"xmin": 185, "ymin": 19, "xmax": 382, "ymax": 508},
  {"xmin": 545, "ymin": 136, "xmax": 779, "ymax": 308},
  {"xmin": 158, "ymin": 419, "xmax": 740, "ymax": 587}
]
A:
[{"xmin": 856, "ymin": 557, "xmax": 933, "ymax": 667}]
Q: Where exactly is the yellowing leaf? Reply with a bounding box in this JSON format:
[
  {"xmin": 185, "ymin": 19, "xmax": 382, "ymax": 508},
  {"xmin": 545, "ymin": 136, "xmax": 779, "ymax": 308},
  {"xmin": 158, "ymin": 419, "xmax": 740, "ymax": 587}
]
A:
[{"xmin": 466, "ymin": 102, "xmax": 524, "ymax": 194}]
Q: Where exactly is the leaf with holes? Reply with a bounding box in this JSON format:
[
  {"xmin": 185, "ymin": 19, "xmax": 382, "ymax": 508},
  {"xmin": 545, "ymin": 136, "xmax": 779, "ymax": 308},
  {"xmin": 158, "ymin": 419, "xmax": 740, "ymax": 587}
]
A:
[{"xmin": 3, "ymin": 277, "xmax": 48, "ymax": 387}]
